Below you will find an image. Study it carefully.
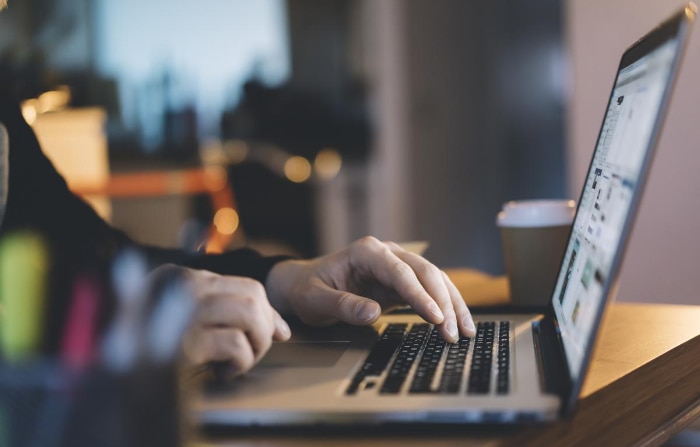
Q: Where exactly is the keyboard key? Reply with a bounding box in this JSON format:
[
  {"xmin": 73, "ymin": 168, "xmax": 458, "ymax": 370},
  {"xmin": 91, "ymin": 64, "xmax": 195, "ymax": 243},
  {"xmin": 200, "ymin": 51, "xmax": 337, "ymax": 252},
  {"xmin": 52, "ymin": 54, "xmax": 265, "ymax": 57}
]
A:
[
  {"xmin": 380, "ymin": 324, "xmax": 430, "ymax": 394},
  {"xmin": 467, "ymin": 322, "xmax": 495, "ymax": 394},
  {"xmin": 346, "ymin": 323, "xmax": 407, "ymax": 395},
  {"xmin": 409, "ymin": 328, "xmax": 447, "ymax": 393},
  {"xmin": 437, "ymin": 336, "xmax": 470, "ymax": 394},
  {"xmin": 496, "ymin": 321, "xmax": 510, "ymax": 394}
]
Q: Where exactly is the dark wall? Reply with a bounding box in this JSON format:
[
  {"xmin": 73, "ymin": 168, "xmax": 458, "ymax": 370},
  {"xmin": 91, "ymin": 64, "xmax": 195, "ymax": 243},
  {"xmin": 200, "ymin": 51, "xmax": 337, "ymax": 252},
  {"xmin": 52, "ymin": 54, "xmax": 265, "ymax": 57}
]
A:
[{"xmin": 286, "ymin": 0, "xmax": 351, "ymax": 105}]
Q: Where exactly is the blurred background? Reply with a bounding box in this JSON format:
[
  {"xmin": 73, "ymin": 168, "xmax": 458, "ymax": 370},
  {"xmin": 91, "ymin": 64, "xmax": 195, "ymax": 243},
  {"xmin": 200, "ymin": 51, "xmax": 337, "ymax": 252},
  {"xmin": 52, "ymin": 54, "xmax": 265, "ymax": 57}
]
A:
[{"xmin": 1, "ymin": 0, "xmax": 698, "ymax": 306}]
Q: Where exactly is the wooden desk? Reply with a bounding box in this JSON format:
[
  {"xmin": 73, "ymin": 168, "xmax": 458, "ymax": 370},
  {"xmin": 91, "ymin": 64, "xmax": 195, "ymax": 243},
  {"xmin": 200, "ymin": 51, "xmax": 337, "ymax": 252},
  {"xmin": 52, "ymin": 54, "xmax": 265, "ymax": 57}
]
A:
[{"xmin": 196, "ymin": 271, "xmax": 700, "ymax": 447}]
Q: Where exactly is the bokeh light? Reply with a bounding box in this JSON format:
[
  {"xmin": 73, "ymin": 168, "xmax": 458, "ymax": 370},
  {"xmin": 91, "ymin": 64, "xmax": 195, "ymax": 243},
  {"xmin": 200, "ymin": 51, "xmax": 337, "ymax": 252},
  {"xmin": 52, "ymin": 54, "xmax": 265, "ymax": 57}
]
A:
[
  {"xmin": 213, "ymin": 207, "xmax": 240, "ymax": 235},
  {"xmin": 314, "ymin": 148, "xmax": 342, "ymax": 180},
  {"xmin": 284, "ymin": 156, "xmax": 312, "ymax": 183}
]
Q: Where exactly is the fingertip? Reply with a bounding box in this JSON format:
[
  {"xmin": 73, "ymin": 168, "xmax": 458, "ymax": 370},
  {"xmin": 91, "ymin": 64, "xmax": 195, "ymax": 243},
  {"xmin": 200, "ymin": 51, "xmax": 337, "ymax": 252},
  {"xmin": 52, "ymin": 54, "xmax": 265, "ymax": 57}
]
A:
[
  {"xmin": 437, "ymin": 323, "xmax": 458, "ymax": 344},
  {"xmin": 447, "ymin": 319, "xmax": 459, "ymax": 342},
  {"xmin": 273, "ymin": 314, "xmax": 292, "ymax": 341},
  {"xmin": 459, "ymin": 318, "xmax": 476, "ymax": 338},
  {"xmin": 274, "ymin": 329, "xmax": 292, "ymax": 342},
  {"xmin": 427, "ymin": 301, "xmax": 445, "ymax": 324},
  {"xmin": 354, "ymin": 301, "xmax": 381, "ymax": 324}
]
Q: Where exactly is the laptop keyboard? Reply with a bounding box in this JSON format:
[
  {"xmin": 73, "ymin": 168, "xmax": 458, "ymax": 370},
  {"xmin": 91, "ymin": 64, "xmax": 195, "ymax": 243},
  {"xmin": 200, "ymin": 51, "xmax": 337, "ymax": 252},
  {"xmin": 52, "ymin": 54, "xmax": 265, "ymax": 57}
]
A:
[{"xmin": 346, "ymin": 321, "xmax": 511, "ymax": 396}]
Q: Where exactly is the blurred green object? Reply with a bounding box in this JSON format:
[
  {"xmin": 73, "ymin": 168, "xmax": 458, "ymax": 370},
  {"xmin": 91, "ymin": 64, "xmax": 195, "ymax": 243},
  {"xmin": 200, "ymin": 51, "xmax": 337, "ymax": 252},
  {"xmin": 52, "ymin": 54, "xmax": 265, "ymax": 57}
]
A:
[{"xmin": 0, "ymin": 232, "xmax": 48, "ymax": 362}]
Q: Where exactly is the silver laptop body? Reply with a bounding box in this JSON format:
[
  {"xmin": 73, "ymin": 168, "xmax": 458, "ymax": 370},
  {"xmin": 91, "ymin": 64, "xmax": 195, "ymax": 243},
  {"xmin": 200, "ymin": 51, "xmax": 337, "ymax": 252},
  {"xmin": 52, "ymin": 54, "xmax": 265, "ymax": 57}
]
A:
[{"xmin": 193, "ymin": 3, "xmax": 696, "ymax": 426}]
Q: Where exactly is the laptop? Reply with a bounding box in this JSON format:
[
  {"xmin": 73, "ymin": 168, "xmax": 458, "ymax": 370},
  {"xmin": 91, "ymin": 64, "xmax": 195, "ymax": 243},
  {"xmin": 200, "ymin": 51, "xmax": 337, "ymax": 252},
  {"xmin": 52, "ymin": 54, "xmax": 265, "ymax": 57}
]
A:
[{"xmin": 194, "ymin": 3, "xmax": 696, "ymax": 426}]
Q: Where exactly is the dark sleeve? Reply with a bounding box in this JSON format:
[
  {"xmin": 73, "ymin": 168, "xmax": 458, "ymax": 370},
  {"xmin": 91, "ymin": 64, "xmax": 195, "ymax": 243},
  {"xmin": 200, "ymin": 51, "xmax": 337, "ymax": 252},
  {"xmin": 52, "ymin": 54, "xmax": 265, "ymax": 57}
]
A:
[{"xmin": 0, "ymin": 89, "xmax": 288, "ymax": 283}]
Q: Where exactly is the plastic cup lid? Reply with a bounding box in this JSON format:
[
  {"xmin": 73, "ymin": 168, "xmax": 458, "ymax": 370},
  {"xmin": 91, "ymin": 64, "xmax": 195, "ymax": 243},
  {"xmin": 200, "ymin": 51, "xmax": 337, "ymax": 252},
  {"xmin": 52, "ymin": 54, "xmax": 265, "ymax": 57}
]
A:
[{"xmin": 497, "ymin": 199, "xmax": 575, "ymax": 228}]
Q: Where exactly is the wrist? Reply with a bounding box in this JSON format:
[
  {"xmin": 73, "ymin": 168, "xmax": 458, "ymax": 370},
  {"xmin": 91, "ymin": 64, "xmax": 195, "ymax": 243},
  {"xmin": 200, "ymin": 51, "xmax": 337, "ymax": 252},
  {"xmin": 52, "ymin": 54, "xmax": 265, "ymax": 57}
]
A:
[{"xmin": 265, "ymin": 259, "xmax": 307, "ymax": 315}]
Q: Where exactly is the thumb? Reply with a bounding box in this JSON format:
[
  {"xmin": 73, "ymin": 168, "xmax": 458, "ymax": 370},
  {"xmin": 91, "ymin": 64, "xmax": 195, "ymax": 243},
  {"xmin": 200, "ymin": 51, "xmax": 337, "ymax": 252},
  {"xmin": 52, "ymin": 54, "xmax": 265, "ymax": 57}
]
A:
[
  {"xmin": 272, "ymin": 309, "xmax": 292, "ymax": 341},
  {"xmin": 314, "ymin": 282, "xmax": 382, "ymax": 325}
]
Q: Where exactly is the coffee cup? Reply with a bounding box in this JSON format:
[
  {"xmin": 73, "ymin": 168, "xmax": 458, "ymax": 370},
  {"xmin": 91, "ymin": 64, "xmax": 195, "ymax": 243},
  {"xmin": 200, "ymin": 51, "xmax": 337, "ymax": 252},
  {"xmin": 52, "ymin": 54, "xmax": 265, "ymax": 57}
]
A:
[{"xmin": 497, "ymin": 200, "xmax": 575, "ymax": 307}]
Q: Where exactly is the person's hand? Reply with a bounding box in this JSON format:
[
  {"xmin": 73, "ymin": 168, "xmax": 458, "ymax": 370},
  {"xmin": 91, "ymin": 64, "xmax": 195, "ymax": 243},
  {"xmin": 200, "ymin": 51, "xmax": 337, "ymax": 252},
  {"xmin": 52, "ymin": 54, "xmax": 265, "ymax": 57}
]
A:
[
  {"xmin": 153, "ymin": 266, "xmax": 291, "ymax": 378},
  {"xmin": 265, "ymin": 237, "xmax": 475, "ymax": 343}
]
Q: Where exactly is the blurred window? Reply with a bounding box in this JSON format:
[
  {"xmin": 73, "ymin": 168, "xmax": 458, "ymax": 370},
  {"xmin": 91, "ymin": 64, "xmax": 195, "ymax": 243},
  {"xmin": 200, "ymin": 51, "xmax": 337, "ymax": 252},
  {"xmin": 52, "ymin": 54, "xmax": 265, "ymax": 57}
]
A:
[{"xmin": 94, "ymin": 0, "xmax": 290, "ymax": 137}]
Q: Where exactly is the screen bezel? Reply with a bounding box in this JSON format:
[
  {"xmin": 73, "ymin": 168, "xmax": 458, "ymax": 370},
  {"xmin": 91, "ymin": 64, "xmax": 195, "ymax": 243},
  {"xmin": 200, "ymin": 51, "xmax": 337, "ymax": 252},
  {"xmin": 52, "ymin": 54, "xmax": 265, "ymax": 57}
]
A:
[{"xmin": 547, "ymin": 4, "xmax": 696, "ymax": 415}]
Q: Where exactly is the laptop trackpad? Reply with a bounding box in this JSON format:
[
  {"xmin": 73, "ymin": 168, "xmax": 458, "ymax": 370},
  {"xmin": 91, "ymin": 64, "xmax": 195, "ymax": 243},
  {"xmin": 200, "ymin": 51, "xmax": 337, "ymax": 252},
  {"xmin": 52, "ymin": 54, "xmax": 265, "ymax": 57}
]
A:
[{"xmin": 258, "ymin": 341, "xmax": 350, "ymax": 368}]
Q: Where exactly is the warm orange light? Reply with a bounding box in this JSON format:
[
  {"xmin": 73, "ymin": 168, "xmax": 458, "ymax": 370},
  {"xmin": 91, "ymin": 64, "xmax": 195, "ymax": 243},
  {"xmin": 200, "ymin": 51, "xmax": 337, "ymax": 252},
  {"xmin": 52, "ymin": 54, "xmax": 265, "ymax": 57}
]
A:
[
  {"xmin": 213, "ymin": 208, "xmax": 239, "ymax": 235},
  {"xmin": 314, "ymin": 148, "xmax": 342, "ymax": 180},
  {"xmin": 203, "ymin": 165, "xmax": 228, "ymax": 192},
  {"xmin": 284, "ymin": 156, "xmax": 312, "ymax": 183}
]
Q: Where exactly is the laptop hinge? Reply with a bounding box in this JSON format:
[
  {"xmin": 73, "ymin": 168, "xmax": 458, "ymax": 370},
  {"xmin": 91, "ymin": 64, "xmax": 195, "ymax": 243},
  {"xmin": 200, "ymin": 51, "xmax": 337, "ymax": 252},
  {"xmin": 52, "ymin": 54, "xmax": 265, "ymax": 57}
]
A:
[{"xmin": 532, "ymin": 316, "xmax": 573, "ymax": 415}]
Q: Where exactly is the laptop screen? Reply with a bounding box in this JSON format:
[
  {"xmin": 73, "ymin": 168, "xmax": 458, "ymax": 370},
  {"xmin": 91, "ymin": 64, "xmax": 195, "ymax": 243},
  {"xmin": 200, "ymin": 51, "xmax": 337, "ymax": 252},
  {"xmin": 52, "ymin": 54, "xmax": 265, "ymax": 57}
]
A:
[{"xmin": 551, "ymin": 37, "xmax": 681, "ymax": 380}]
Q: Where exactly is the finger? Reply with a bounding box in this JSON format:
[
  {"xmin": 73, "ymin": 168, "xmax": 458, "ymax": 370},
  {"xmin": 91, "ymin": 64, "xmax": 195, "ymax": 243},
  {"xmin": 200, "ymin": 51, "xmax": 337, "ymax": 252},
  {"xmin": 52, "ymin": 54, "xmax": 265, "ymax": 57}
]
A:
[
  {"xmin": 272, "ymin": 309, "xmax": 292, "ymax": 341},
  {"xmin": 350, "ymin": 237, "xmax": 445, "ymax": 325},
  {"xmin": 306, "ymin": 278, "xmax": 381, "ymax": 326},
  {"xmin": 194, "ymin": 277, "xmax": 268, "ymax": 325},
  {"xmin": 197, "ymin": 292, "xmax": 275, "ymax": 357},
  {"xmin": 442, "ymin": 271, "xmax": 476, "ymax": 338},
  {"xmin": 195, "ymin": 278, "xmax": 269, "ymax": 321},
  {"xmin": 185, "ymin": 328, "xmax": 256, "ymax": 376},
  {"xmin": 197, "ymin": 291, "xmax": 255, "ymax": 327},
  {"xmin": 387, "ymin": 244, "xmax": 459, "ymax": 342}
]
